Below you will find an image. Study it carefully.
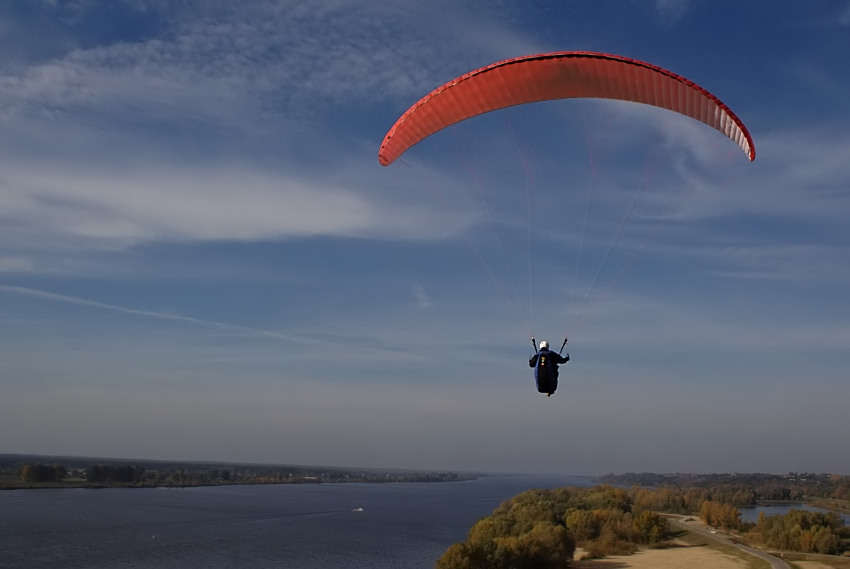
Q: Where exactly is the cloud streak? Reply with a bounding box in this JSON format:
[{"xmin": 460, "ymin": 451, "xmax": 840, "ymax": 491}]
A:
[{"xmin": 0, "ymin": 284, "xmax": 304, "ymax": 342}]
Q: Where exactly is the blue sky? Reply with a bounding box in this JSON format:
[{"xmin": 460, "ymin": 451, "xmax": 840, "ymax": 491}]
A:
[{"xmin": 2, "ymin": 0, "xmax": 849, "ymax": 476}]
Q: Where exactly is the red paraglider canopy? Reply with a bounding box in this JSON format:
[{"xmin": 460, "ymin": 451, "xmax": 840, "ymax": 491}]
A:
[{"xmin": 379, "ymin": 51, "xmax": 755, "ymax": 166}]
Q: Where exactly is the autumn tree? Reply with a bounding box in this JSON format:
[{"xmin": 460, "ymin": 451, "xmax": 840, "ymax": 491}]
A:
[
  {"xmin": 437, "ymin": 489, "xmax": 576, "ymax": 569},
  {"xmin": 755, "ymin": 509, "xmax": 847, "ymax": 555},
  {"xmin": 437, "ymin": 485, "xmax": 674, "ymax": 567},
  {"xmin": 632, "ymin": 510, "xmax": 669, "ymax": 544},
  {"xmin": 699, "ymin": 500, "xmax": 741, "ymax": 530},
  {"xmin": 20, "ymin": 463, "xmax": 67, "ymax": 483}
]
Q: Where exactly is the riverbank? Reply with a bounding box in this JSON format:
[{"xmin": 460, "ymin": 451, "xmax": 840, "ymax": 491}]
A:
[
  {"xmin": 809, "ymin": 498, "xmax": 850, "ymax": 517},
  {"xmin": 1, "ymin": 453, "xmax": 478, "ymax": 489},
  {"xmin": 0, "ymin": 472, "xmax": 478, "ymax": 490}
]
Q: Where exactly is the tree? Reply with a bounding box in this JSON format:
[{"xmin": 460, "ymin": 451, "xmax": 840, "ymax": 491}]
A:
[
  {"xmin": 85, "ymin": 464, "xmax": 143, "ymax": 483},
  {"xmin": 565, "ymin": 509, "xmax": 599, "ymax": 542},
  {"xmin": 438, "ymin": 522, "xmax": 575, "ymax": 569},
  {"xmin": 632, "ymin": 511, "xmax": 669, "ymax": 544},
  {"xmin": 437, "ymin": 489, "xmax": 576, "ymax": 569},
  {"xmin": 19, "ymin": 464, "xmax": 33, "ymax": 483},
  {"xmin": 436, "ymin": 543, "xmax": 482, "ymax": 569},
  {"xmin": 20, "ymin": 463, "xmax": 66, "ymax": 483}
]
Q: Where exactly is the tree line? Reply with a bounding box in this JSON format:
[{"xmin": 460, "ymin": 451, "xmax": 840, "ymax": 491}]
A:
[
  {"xmin": 603, "ymin": 473, "xmax": 850, "ymax": 556},
  {"xmin": 598, "ymin": 471, "xmax": 850, "ymax": 503},
  {"xmin": 753, "ymin": 509, "xmax": 847, "ymax": 555},
  {"xmin": 85, "ymin": 464, "xmax": 146, "ymax": 483},
  {"xmin": 7, "ymin": 459, "xmax": 474, "ymax": 488},
  {"xmin": 19, "ymin": 463, "xmax": 68, "ymax": 483},
  {"xmin": 436, "ymin": 485, "xmax": 669, "ymax": 569},
  {"xmin": 630, "ymin": 481, "xmax": 848, "ymax": 553}
]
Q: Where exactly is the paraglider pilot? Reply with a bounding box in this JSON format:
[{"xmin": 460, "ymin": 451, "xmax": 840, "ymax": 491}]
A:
[{"xmin": 529, "ymin": 340, "xmax": 569, "ymax": 397}]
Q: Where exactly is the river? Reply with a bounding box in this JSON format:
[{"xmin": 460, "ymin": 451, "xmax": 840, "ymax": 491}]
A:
[
  {"xmin": 738, "ymin": 502, "xmax": 850, "ymax": 524},
  {"xmin": 0, "ymin": 474, "xmax": 592, "ymax": 569}
]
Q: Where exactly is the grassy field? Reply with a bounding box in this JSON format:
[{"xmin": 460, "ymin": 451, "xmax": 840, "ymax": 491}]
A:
[
  {"xmin": 784, "ymin": 554, "xmax": 850, "ymax": 569},
  {"xmin": 667, "ymin": 518, "xmax": 850, "ymax": 569},
  {"xmin": 571, "ymin": 524, "xmax": 773, "ymax": 569},
  {"xmin": 670, "ymin": 527, "xmax": 772, "ymax": 569}
]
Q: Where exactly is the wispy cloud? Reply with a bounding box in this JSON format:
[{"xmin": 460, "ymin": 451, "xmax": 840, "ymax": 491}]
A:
[
  {"xmin": 702, "ymin": 243, "xmax": 850, "ymax": 285},
  {"xmin": 0, "ymin": 0, "xmax": 503, "ymax": 124},
  {"xmin": 0, "ymin": 284, "xmax": 304, "ymax": 342},
  {"xmin": 654, "ymin": 0, "xmax": 690, "ymax": 23},
  {"xmin": 0, "ymin": 0, "xmax": 522, "ymax": 262},
  {"xmin": 0, "ymin": 257, "xmax": 34, "ymax": 272},
  {"xmin": 837, "ymin": 2, "xmax": 850, "ymax": 26}
]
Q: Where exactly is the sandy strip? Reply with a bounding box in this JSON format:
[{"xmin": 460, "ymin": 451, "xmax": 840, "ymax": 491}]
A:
[{"xmin": 573, "ymin": 546, "xmax": 749, "ymax": 569}]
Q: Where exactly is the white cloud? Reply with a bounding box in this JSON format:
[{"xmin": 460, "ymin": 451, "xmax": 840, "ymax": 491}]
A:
[
  {"xmin": 703, "ymin": 243, "xmax": 850, "ymax": 285},
  {"xmin": 0, "ymin": 0, "xmax": 505, "ymax": 126},
  {"xmin": 0, "ymin": 156, "xmax": 474, "ymax": 254},
  {"xmin": 0, "ymin": 0, "xmax": 529, "ymax": 261}
]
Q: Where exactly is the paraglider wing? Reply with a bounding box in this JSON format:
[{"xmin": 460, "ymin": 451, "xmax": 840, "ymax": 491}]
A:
[{"xmin": 378, "ymin": 51, "xmax": 755, "ymax": 166}]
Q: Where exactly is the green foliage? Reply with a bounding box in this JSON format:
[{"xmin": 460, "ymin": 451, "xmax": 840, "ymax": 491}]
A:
[
  {"xmin": 632, "ymin": 510, "xmax": 669, "ymax": 544},
  {"xmin": 572, "ymin": 485, "xmax": 632, "ymax": 512},
  {"xmin": 437, "ymin": 520, "xmax": 575, "ymax": 569},
  {"xmin": 436, "ymin": 485, "xmax": 672, "ymax": 568},
  {"xmin": 605, "ymin": 472, "xmax": 850, "ymax": 556},
  {"xmin": 754, "ymin": 508, "xmax": 848, "ymax": 555},
  {"xmin": 451, "ymin": 473, "xmax": 850, "ymax": 564},
  {"xmin": 436, "ymin": 488, "xmax": 579, "ymax": 568}
]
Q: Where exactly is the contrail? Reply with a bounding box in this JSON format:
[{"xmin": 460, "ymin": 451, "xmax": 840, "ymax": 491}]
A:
[{"xmin": 0, "ymin": 284, "xmax": 304, "ymax": 343}]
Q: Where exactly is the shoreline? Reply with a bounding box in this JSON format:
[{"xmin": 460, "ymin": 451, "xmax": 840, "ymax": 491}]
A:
[
  {"xmin": 0, "ymin": 475, "xmax": 479, "ymax": 491},
  {"xmin": 1, "ymin": 453, "xmax": 479, "ymax": 489}
]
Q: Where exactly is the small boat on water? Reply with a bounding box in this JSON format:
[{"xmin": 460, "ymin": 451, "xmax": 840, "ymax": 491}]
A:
[{"xmin": 351, "ymin": 507, "xmax": 364, "ymax": 512}]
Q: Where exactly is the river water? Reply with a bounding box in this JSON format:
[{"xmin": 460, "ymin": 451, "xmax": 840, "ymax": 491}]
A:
[
  {"xmin": 0, "ymin": 474, "xmax": 591, "ymax": 569},
  {"xmin": 738, "ymin": 502, "xmax": 850, "ymax": 524}
]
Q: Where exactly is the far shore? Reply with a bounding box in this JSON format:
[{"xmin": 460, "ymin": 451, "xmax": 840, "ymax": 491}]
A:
[{"xmin": 1, "ymin": 453, "xmax": 479, "ymax": 489}]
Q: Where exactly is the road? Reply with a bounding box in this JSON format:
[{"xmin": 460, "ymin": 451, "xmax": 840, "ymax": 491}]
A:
[{"xmin": 668, "ymin": 517, "xmax": 790, "ymax": 569}]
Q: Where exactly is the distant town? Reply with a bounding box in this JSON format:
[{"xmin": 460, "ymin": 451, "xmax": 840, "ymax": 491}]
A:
[{"xmin": 0, "ymin": 453, "xmax": 477, "ymax": 489}]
